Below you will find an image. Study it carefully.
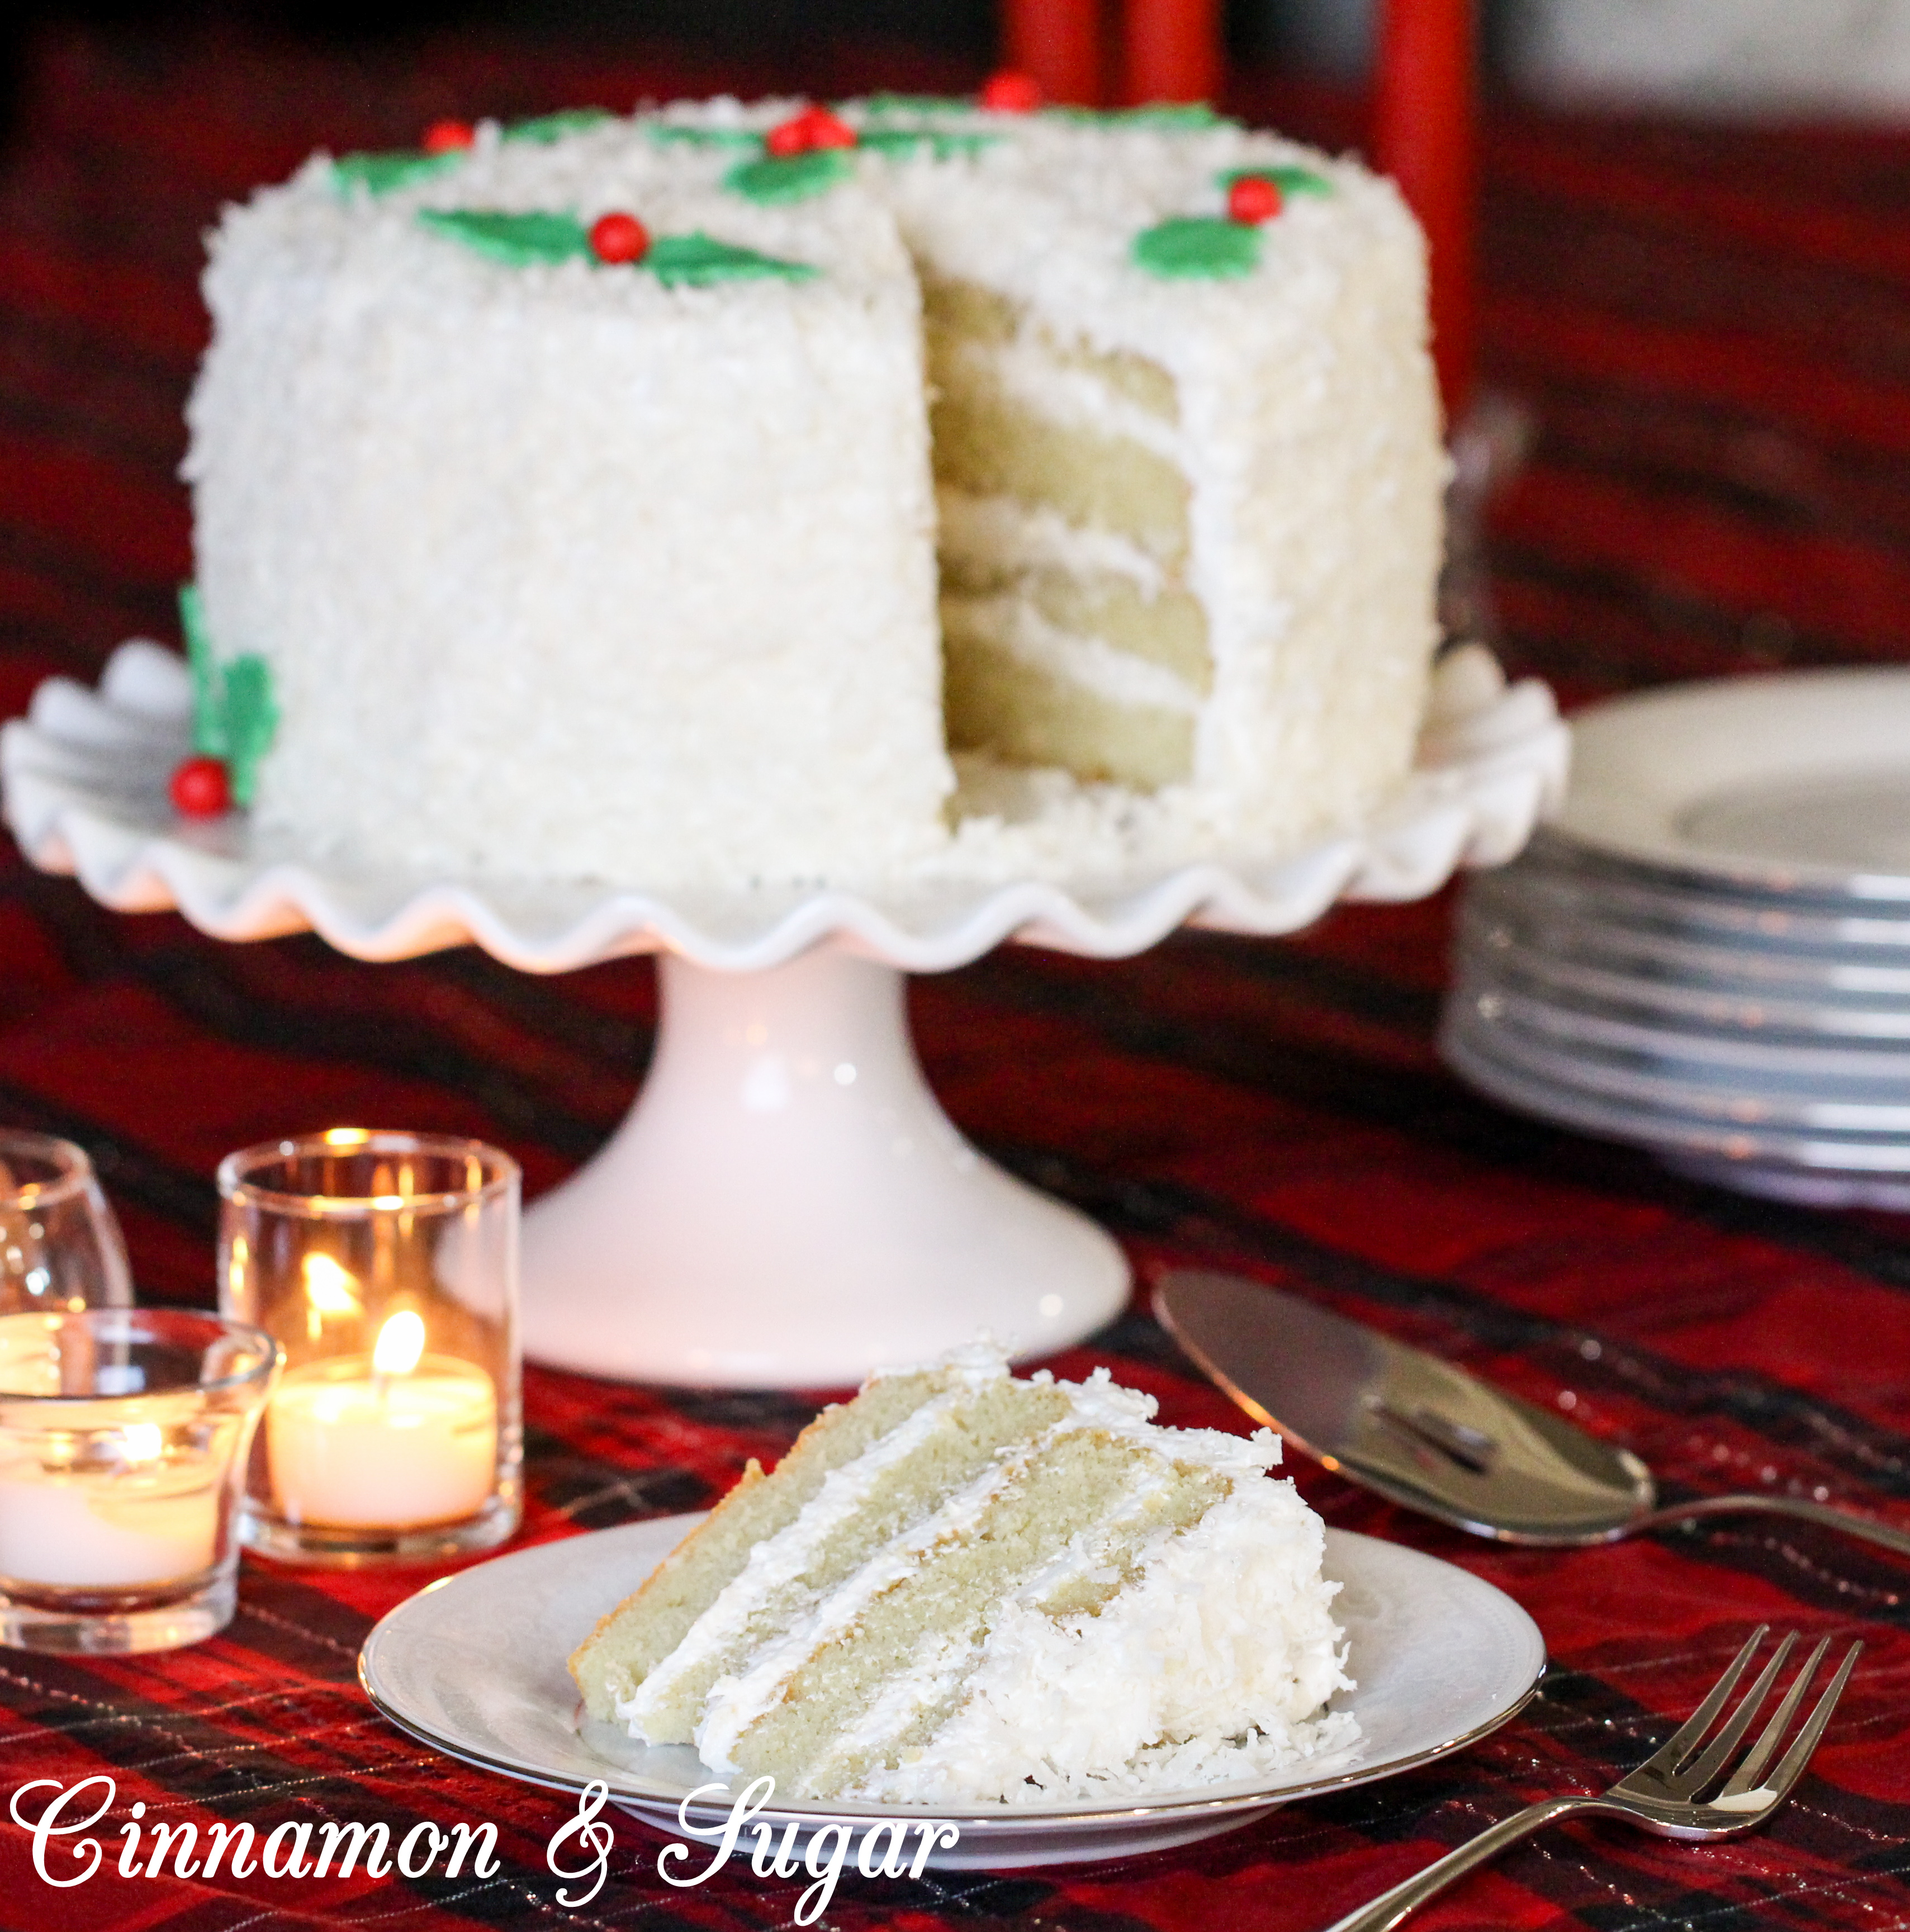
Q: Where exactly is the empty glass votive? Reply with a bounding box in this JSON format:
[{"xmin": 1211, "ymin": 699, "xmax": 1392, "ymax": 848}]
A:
[
  {"xmin": 218, "ymin": 1130, "xmax": 521, "ymax": 1565},
  {"xmin": 0, "ymin": 1131, "xmax": 133, "ymax": 1315},
  {"xmin": 0, "ymin": 1307, "xmax": 279, "ymax": 1652}
]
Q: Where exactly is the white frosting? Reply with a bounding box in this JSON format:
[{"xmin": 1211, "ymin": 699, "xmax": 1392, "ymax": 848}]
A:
[
  {"xmin": 945, "ymin": 594, "xmax": 1205, "ymax": 714},
  {"xmin": 937, "ymin": 488, "xmax": 1168, "ymax": 598},
  {"xmin": 946, "ymin": 333, "xmax": 1185, "ymax": 462},
  {"xmin": 859, "ymin": 1483, "xmax": 1357, "ymax": 1805},
  {"xmin": 186, "ymin": 100, "xmax": 1442, "ymax": 889}
]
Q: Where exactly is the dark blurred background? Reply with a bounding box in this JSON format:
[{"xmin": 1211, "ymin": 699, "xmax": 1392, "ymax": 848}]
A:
[
  {"xmin": 0, "ymin": 1, "xmax": 1532, "ymax": 153},
  {"xmin": 6, "ymin": 0, "xmax": 1908, "ymax": 714}
]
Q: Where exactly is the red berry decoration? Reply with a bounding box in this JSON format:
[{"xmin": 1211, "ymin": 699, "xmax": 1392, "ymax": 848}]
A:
[
  {"xmin": 979, "ymin": 70, "xmax": 1042, "ymax": 112},
  {"xmin": 1227, "ymin": 174, "xmax": 1284, "ymax": 225},
  {"xmin": 765, "ymin": 105, "xmax": 856, "ymax": 157},
  {"xmin": 589, "ymin": 211, "xmax": 650, "ymax": 264},
  {"xmin": 422, "ymin": 119, "xmax": 476, "ymax": 155},
  {"xmin": 170, "ymin": 755, "xmax": 230, "ymax": 818}
]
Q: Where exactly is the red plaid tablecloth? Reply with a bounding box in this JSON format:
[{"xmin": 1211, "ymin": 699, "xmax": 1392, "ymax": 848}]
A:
[{"xmin": 0, "ymin": 30, "xmax": 1906, "ymax": 1930}]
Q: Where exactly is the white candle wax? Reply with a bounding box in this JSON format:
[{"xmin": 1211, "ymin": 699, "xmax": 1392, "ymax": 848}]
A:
[
  {"xmin": 0, "ymin": 1459, "xmax": 220, "ymax": 1588},
  {"xmin": 267, "ymin": 1353, "xmax": 496, "ymax": 1529}
]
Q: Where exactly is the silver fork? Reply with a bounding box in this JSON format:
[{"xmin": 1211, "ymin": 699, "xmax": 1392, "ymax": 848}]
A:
[{"xmin": 1324, "ymin": 1627, "xmax": 1862, "ymax": 1932}]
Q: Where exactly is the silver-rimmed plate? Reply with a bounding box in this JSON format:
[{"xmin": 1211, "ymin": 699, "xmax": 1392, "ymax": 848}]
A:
[
  {"xmin": 1444, "ymin": 1016, "xmax": 1910, "ymax": 1169},
  {"xmin": 1457, "ymin": 974, "xmax": 1910, "ymax": 1082},
  {"xmin": 1470, "ymin": 856, "xmax": 1910, "ymax": 951},
  {"xmin": 1459, "ymin": 900, "xmax": 1910, "ymax": 1000},
  {"xmin": 1447, "ymin": 998, "xmax": 1910, "ymax": 1129},
  {"xmin": 1557, "ymin": 669, "xmax": 1910, "ymax": 898},
  {"xmin": 358, "ymin": 1514, "xmax": 1545, "ymax": 1872},
  {"xmin": 1461, "ymin": 931, "xmax": 1910, "ymax": 1039}
]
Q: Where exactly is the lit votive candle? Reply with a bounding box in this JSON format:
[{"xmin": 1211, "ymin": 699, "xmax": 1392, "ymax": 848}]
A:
[
  {"xmin": 0, "ymin": 1423, "xmax": 219, "ymax": 1588},
  {"xmin": 266, "ymin": 1312, "xmax": 497, "ymax": 1530}
]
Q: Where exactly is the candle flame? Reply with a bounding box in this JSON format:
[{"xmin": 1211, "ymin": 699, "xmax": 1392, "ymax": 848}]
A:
[
  {"xmin": 302, "ymin": 1253, "xmax": 359, "ymax": 1316},
  {"xmin": 372, "ymin": 1310, "xmax": 425, "ymax": 1379}
]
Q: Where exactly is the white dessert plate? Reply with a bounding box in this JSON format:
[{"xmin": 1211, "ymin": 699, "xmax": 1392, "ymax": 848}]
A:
[
  {"xmin": 1471, "ymin": 856, "xmax": 1910, "ymax": 953},
  {"xmin": 1557, "ymin": 669, "xmax": 1910, "ymax": 899},
  {"xmin": 1459, "ymin": 900, "xmax": 1910, "ymax": 999},
  {"xmin": 1467, "ymin": 933, "xmax": 1910, "ymax": 1039},
  {"xmin": 358, "ymin": 1513, "xmax": 1546, "ymax": 1872},
  {"xmin": 1448, "ymin": 996, "xmax": 1910, "ymax": 1128},
  {"xmin": 1443, "ymin": 1017, "xmax": 1910, "ymax": 1169},
  {"xmin": 1467, "ymin": 935, "xmax": 1910, "ymax": 1043},
  {"xmin": 2, "ymin": 641, "xmax": 1566, "ymax": 973},
  {"xmin": 1458, "ymin": 974, "xmax": 1910, "ymax": 1082}
]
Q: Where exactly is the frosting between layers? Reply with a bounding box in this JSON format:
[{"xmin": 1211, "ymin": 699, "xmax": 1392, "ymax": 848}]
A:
[
  {"xmin": 945, "ymin": 594, "xmax": 1205, "ymax": 714},
  {"xmin": 937, "ymin": 489, "xmax": 1168, "ymax": 599}
]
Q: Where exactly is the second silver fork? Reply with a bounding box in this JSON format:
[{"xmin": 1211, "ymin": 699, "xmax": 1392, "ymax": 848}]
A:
[{"xmin": 1323, "ymin": 1626, "xmax": 1862, "ymax": 1932}]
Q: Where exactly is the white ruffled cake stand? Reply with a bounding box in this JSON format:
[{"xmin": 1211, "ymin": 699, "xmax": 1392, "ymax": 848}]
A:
[{"xmin": 2, "ymin": 643, "xmax": 1566, "ymax": 1387}]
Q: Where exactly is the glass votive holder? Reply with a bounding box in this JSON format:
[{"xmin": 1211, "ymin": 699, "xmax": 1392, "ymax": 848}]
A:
[
  {"xmin": 0, "ymin": 1131, "xmax": 133, "ymax": 1315},
  {"xmin": 0, "ymin": 1307, "xmax": 279, "ymax": 1652},
  {"xmin": 217, "ymin": 1130, "xmax": 522, "ymax": 1566}
]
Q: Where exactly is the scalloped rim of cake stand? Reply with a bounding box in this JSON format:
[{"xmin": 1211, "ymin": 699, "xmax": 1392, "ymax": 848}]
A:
[
  {"xmin": 0, "ymin": 642, "xmax": 1568, "ymax": 973},
  {"xmin": 2, "ymin": 642, "xmax": 1570, "ymax": 1386}
]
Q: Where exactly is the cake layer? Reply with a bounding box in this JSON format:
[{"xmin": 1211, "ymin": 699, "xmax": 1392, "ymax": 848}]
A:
[
  {"xmin": 795, "ymin": 1448, "xmax": 1234, "ymax": 1796},
  {"xmin": 570, "ymin": 1363, "xmax": 956, "ymax": 1721},
  {"xmin": 859, "ymin": 1478, "xmax": 1353, "ymax": 1803},
  {"xmin": 923, "ymin": 277, "xmax": 1179, "ymax": 425},
  {"xmin": 928, "ymin": 384, "xmax": 1192, "ymax": 567},
  {"xmin": 942, "ymin": 600, "xmax": 1196, "ymax": 788},
  {"xmin": 620, "ymin": 1368, "xmax": 1071, "ymax": 1744}
]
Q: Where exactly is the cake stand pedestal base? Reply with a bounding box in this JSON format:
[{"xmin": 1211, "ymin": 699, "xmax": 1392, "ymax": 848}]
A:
[{"xmin": 519, "ymin": 948, "xmax": 1128, "ymax": 1387}]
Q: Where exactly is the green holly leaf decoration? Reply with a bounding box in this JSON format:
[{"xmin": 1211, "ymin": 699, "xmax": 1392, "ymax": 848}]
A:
[
  {"xmin": 857, "ymin": 127, "xmax": 999, "ymax": 161},
  {"xmin": 646, "ymin": 124, "xmax": 761, "ymax": 149},
  {"xmin": 179, "ymin": 585, "xmax": 278, "ymax": 808},
  {"xmin": 417, "ymin": 210, "xmax": 818, "ymax": 284},
  {"xmin": 504, "ymin": 108, "xmax": 612, "ymax": 144},
  {"xmin": 333, "ymin": 148, "xmax": 464, "ymax": 197},
  {"xmin": 416, "ymin": 209, "xmax": 593, "ymax": 266},
  {"xmin": 724, "ymin": 148, "xmax": 856, "ymax": 205},
  {"xmin": 646, "ymin": 232, "xmax": 819, "ymax": 286},
  {"xmin": 1132, "ymin": 215, "xmax": 1262, "ymax": 280},
  {"xmin": 1053, "ymin": 103, "xmax": 1238, "ymax": 131},
  {"xmin": 1217, "ymin": 164, "xmax": 1331, "ymax": 198}
]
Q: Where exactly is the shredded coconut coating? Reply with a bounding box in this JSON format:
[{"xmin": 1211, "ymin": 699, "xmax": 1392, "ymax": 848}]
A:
[
  {"xmin": 854, "ymin": 1479, "xmax": 1358, "ymax": 1805},
  {"xmin": 186, "ymin": 121, "xmax": 950, "ymax": 887}
]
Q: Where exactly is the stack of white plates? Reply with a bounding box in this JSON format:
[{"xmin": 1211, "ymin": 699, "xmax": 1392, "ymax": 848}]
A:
[{"xmin": 1442, "ymin": 668, "xmax": 1910, "ymax": 1209}]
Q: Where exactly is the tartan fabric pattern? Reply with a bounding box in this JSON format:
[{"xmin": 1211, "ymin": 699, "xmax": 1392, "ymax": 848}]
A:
[{"xmin": 0, "ymin": 30, "xmax": 1906, "ymax": 1930}]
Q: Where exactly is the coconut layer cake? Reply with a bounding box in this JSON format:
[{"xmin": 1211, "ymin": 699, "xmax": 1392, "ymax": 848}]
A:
[
  {"xmin": 568, "ymin": 1349, "xmax": 1355, "ymax": 1804},
  {"xmin": 183, "ymin": 94, "xmax": 1442, "ymax": 889}
]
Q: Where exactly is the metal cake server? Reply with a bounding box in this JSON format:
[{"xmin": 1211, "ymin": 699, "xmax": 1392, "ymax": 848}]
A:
[{"xmin": 1155, "ymin": 1269, "xmax": 1910, "ymax": 1557}]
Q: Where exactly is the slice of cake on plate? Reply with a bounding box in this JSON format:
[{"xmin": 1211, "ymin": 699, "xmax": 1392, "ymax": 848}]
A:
[{"xmin": 569, "ymin": 1348, "xmax": 1356, "ymax": 1804}]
